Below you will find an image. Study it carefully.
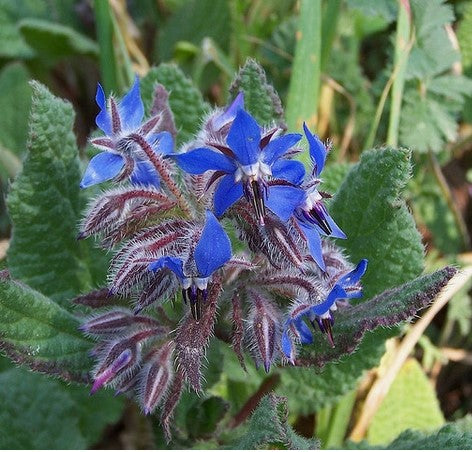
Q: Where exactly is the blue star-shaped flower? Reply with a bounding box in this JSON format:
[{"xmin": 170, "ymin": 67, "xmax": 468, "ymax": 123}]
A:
[
  {"xmin": 173, "ymin": 107, "xmax": 306, "ymax": 224},
  {"xmin": 266, "ymin": 123, "xmax": 346, "ymax": 271},
  {"xmin": 80, "ymin": 76, "xmax": 174, "ymax": 189},
  {"xmin": 281, "ymin": 259, "xmax": 368, "ymax": 362},
  {"xmin": 148, "ymin": 211, "xmax": 232, "ymax": 321}
]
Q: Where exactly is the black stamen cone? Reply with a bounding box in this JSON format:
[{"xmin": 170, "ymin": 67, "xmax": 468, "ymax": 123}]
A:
[
  {"xmin": 250, "ymin": 180, "xmax": 266, "ymax": 225},
  {"xmin": 321, "ymin": 317, "xmax": 335, "ymax": 348},
  {"xmin": 310, "ymin": 204, "xmax": 332, "ymax": 235}
]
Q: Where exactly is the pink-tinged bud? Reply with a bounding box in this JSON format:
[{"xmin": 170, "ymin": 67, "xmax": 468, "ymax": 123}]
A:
[
  {"xmin": 134, "ymin": 270, "xmax": 178, "ymax": 314},
  {"xmin": 72, "ymin": 288, "xmax": 117, "ymax": 309},
  {"xmin": 80, "ymin": 187, "xmax": 175, "ymax": 240},
  {"xmin": 248, "ymin": 292, "xmax": 281, "ymax": 373},
  {"xmin": 91, "ymin": 330, "xmax": 156, "ymax": 393},
  {"xmin": 81, "ymin": 309, "xmax": 163, "ymax": 336},
  {"xmin": 140, "ymin": 343, "xmax": 174, "ymax": 415}
]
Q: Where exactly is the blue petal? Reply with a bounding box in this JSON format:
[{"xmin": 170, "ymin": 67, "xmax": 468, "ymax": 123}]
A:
[
  {"xmin": 213, "ymin": 92, "xmax": 244, "ymax": 129},
  {"xmin": 271, "ymin": 159, "xmax": 306, "ymax": 185},
  {"xmin": 80, "ymin": 152, "xmax": 124, "ymax": 188},
  {"xmin": 226, "ymin": 109, "xmax": 261, "ymax": 166},
  {"xmin": 119, "ymin": 76, "xmax": 144, "ymax": 131},
  {"xmin": 213, "ymin": 174, "xmax": 244, "ymax": 217},
  {"xmin": 149, "ymin": 131, "xmax": 174, "ymax": 155},
  {"xmin": 148, "ymin": 256, "xmax": 185, "ymax": 280},
  {"xmin": 325, "ymin": 213, "xmax": 346, "ymax": 239},
  {"xmin": 195, "ymin": 210, "xmax": 232, "ymax": 278},
  {"xmin": 95, "ymin": 83, "xmax": 112, "ymax": 136},
  {"xmin": 303, "ymin": 122, "xmax": 326, "ymax": 177},
  {"xmin": 281, "ymin": 321, "xmax": 294, "ymax": 359},
  {"xmin": 310, "ymin": 285, "xmax": 347, "ymax": 316},
  {"xmin": 298, "ymin": 221, "xmax": 326, "ymax": 271},
  {"xmin": 262, "ymin": 133, "xmax": 302, "ymax": 165},
  {"xmin": 338, "ymin": 259, "xmax": 368, "ymax": 288},
  {"xmin": 130, "ymin": 160, "xmax": 160, "ymax": 187},
  {"xmin": 174, "ymin": 148, "xmax": 236, "ymax": 174},
  {"xmin": 294, "ymin": 317, "xmax": 313, "ymax": 344},
  {"xmin": 266, "ymin": 185, "xmax": 305, "ymax": 222}
]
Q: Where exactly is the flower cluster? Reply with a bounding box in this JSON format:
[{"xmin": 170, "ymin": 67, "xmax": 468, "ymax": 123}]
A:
[{"xmin": 77, "ymin": 77, "xmax": 368, "ymax": 427}]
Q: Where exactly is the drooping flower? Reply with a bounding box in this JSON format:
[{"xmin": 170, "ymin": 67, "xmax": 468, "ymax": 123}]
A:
[
  {"xmin": 148, "ymin": 210, "xmax": 232, "ymax": 320},
  {"xmin": 80, "ymin": 76, "xmax": 174, "ymax": 189},
  {"xmin": 173, "ymin": 107, "xmax": 305, "ymax": 224},
  {"xmin": 281, "ymin": 259, "xmax": 368, "ymax": 362},
  {"xmin": 267, "ymin": 123, "xmax": 346, "ymax": 271}
]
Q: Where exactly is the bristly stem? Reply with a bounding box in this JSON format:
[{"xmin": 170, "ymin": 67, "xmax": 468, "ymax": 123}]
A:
[
  {"xmin": 387, "ymin": 0, "xmax": 412, "ymax": 147},
  {"xmin": 129, "ymin": 134, "xmax": 193, "ymax": 218},
  {"xmin": 94, "ymin": 0, "xmax": 118, "ymax": 94},
  {"xmin": 286, "ymin": 0, "xmax": 321, "ymax": 149}
]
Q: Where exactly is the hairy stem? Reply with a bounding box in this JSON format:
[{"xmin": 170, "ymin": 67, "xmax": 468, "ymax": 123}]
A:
[{"xmin": 129, "ymin": 133, "xmax": 193, "ymax": 217}]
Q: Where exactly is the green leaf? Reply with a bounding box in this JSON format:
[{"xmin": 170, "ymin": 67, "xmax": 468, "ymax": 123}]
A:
[
  {"xmin": 229, "ymin": 59, "xmax": 285, "ymax": 127},
  {"xmin": 18, "ymin": 18, "xmax": 99, "ymax": 59},
  {"xmin": 367, "ymin": 358, "xmax": 445, "ymax": 444},
  {"xmin": 406, "ymin": 0, "xmax": 458, "ymax": 80},
  {"xmin": 0, "ymin": 63, "xmax": 31, "ymax": 156},
  {"xmin": 348, "ymin": 418, "xmax": 472, "ymax": 449},
  {"xmin": 0, "ymin": 272, "xmax": 92, "ymax": 381},
  {"xmin": 7, "ymin": 81, "xmax": 94, "ymax": 304},
  {"xmin": 319, "ymin": 162, "xmax": 353, "ymax": 195},
  {"xmin": 230, "ymin": 394, "xmax": 319, "ymax": 450},
  {"xmin": 141, "ymin": 64, "xmax": 209, "ymax": 145},
  {"xmin": 0, "ymin": 366, "xmax": 123, "ymax": 449},
  {"xmin": 346, "ymin": 0, "xmax": 397, "ymax": 23},
  {"xmin": 331, "ymin": 148, "xmax": 424, "ymax": 299},
  {"xmin": 158, "ymin": 0, "xmax": 230, "ymax": 62},
  {"xmin": 186, "ymin": 396, "xmax": 229, "ymax": 439}
]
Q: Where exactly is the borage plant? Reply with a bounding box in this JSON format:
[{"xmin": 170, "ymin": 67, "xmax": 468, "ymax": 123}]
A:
[{"xmin": 1, "ymin": 60, "xmax": 457, "ymax": 447}]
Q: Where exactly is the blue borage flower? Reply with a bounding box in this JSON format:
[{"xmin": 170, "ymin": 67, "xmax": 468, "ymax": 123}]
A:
[
  {"xmin": 281, "ymin": 259, "xmax": 368, "ymax": 363},
  {"xmin": 148, "ymin": 210, "xmax": 232, "ymax": 321},
  {"xmin": 80, "ymin": 76, "xmax": 174, "ymax": 189},
  {"xmin": 173, "ymin": 106, "xmax": 305, "ymax": 224},
  {"xmin": 267, "ymin": 123, "xmax": 346, "ymax": 271}
]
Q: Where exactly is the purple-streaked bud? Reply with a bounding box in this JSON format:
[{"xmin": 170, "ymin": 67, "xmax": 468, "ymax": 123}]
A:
[
  {"xmin": 150, "ymin": 84, "xmax": 177, "ymax": 139},
  {"xmin": 81, "ymin": 309, "xmax": 163, "ymax": 336},
  {"xmin": 140, "ymin": 343, "xmax": 174, "ymax": 415},
  {"xmin": 91, "ymin": 329, "xmax": 156, "ymax": 393},
  {"xmin": 80, "ymin": 187, "xmax": 173, "ymax": 240},
  {"xmin": 248, "ymin": 292, "xmax": 281, "ymax": 373},
  {"xmin": 281, "ymin": 321, "xmax": 297, "ymax": 365},
  {"xmin": 134, "ymin": 270, "xmax": 178, "ymax": 314},
  {"xmin": 72, "ymin": 288, "xmax": 117, "ymax": 309}
]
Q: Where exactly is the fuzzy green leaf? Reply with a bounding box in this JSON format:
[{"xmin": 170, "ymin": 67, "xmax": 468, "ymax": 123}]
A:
[
  {"xmin": 7, "ymin": 82, "xmax": 96, "ymax": 304},
  {"xmin": 141, "ymin": 64, "xmax": 208, "ymax": 145},
  {"xmin": 0, "ymin": 272, "xmax": 92, "ymax": 382},
  {"xmin": 230, "ymin": 394, "xmax": 319, "ymax": 450},
  {"xmin": 0, "ymin": 366, "xmax": 123, "ymax": 449},
  {"xmin": 279, "ymin": 148, "xmax": 426, "ymax": 411},
  {"xmin": 367, "ymin": 358, "xmax": 445, "ymax": 444},
  {"xmin": 19, "ymin": 18, "xmax": 98, "ymax": 58},
  {"xmin": 331, "ymin": 148, "xmax": 424, "ymax": 299},
  {"xmin": 229, "ymin": 59, "xmax": 285, "ymax": 127},
  {"xmin": 348, "ymin": 419, "xmax": 472, "ymax": 449}
]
